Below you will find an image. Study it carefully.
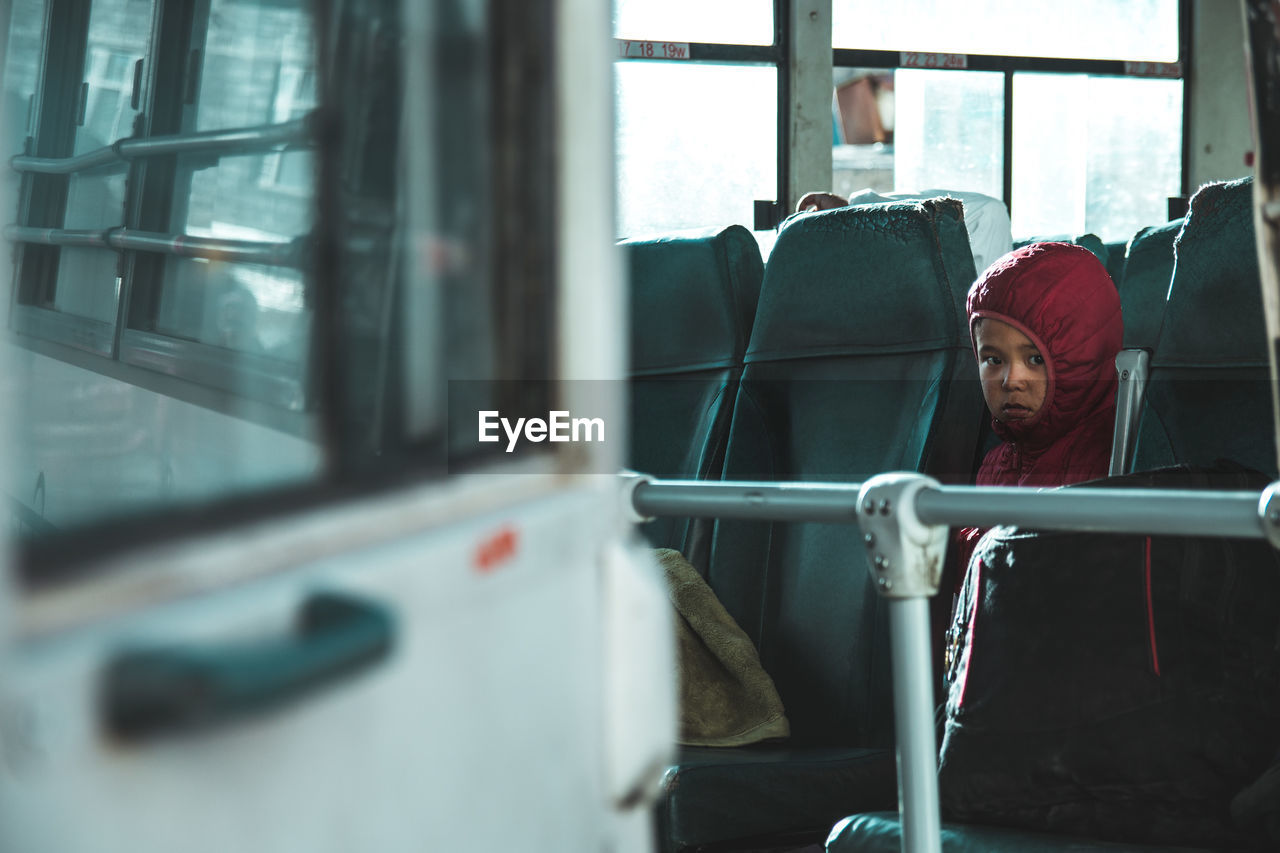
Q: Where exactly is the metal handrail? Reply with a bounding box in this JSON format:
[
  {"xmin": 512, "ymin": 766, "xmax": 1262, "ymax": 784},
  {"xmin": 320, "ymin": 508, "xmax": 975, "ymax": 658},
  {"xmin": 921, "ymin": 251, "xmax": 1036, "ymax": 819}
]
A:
[
  {"xmin": 1108, "ymin": 348, "xmax": 1151, "ymax": 476},
  {"xmin": 10, "ymin": 117, "xmax": 311, "ymax": 176},
  {"xmin": 630, "ymin": 474, "xmax": 1280, "ymax": 853},
  {"xmin": 4, "ymin": 224, "xmax": 304, "ymax": 267},
  {"xmin": 631, "ymin": 478, "xmax": 1272, "ymax": 540}
]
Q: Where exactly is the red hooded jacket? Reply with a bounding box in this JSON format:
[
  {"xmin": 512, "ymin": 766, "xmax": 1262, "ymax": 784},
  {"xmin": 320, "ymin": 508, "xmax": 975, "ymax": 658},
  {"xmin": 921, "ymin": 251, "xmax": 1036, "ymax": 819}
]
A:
[
  {"xmin": 951, "ymin": 242, "xmax": 1124, "ymax": 591},
  {"xmin": 969, "ymin": 241, "xmax": 1124, "ymax": 487}
]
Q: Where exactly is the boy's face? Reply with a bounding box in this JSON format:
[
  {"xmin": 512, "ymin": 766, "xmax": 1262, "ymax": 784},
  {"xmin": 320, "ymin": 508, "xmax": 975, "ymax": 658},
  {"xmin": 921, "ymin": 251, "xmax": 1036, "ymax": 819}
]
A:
[{"xmin": 974, "ymin": 318, "xmax": 1048, "ymax": 423}]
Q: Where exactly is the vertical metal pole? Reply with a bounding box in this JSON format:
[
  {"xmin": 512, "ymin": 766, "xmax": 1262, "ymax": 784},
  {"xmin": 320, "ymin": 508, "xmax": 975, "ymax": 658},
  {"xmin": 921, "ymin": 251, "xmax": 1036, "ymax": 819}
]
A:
[
  {"xmin": 1001, "ymin": 69, "xmax": 1013, "ymax": 221},
  {"xmin": 888, "ymin": 598, "xmax": 942, "ymax": 853},
  {"xmin": 787, "ymin": 0, "xmax": 833, "ymax": 212},
  {"xmin": 857, "ymin": 473, "xmax": 948, "ymax": 853},
  {"xmin": 1243, "ymin": 0, "xmax": 1280, "ymax": 474},
  {"xmin": 776, "ymin": 0, "xmax": 791, "ymax": 223}
]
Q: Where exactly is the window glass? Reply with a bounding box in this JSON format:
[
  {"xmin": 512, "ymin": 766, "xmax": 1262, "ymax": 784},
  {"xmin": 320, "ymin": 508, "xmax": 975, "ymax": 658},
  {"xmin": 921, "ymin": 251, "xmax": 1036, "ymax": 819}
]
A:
[
  {"xmin": 833, "ymin": 68, "xmax": 1003, "ymax": 201},
  {"xmin": 3, "ymin": 0, "xmax": 45, "ymax": 122},
  {"xmin": 52, "ymin": 0, "xmax": 155, "ymax": 324},
  {"xmin": 613, "ymin": 0, "xmax": 773, "ymax": 46},
  {"xmin": 893, "ymin": 70, "xmax": 1003, "ymax": 198},
  {"xmin": 3, "ymin": 0, "xmax": 554, "ymax": 550},
  {"xmin": 833, "ymin": 0, "xmax": 1178, "ymax": 62},
  {"xmin": 615, "ymin": 62, "xmax": 776, "ymax": 237},
  {"xmin": 147, "ymin": 0, "xmax": 314, "ymax": 366},
  {"xmin": 1012, "ymin": 74, "xmax": 1182, "ymax": 242},
  {"xmin": 3, "ymin": 0, "xmax": 323, "ymax": 540},
  {"xmin": 2, "ymin": 0, "xmax": 46, "ymax": 319}
]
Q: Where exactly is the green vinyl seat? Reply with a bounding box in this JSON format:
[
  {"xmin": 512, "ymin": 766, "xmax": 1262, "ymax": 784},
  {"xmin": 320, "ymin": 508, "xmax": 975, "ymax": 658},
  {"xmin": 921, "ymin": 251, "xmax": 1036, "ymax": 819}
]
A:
[
  {"xmin": 1119, "ymin": 217, "xmax": 1183, "ymax": 351},
  {"xmin": 624, "ymin": 224, "xmax": 763, "ymax": 568},
  {"xmin": 1103, "ymin": 237, "xmax": 1129, "ymax": 286},
  {"xmin": 1132, "ymin": 178, "xmax": 1277, "ymax": 476},
  {"xmin": 1015, "ymin": 232, "xmax": 1110, "ymax": 275},
  {"xmin": 655, "ymin": 199, "xmax": 986, "ymax": 852}
]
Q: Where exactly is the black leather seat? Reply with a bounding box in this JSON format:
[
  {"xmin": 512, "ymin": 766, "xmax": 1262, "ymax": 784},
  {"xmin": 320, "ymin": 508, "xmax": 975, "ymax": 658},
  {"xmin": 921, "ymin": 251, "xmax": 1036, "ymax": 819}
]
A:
[
  {"xmin": 655, "ymin": 200, "xmax": 985, "ymax": 852},
  {"xmin": 1132, "ymin": 178, "xmax": 1277, "ymax": 475},
  {"xmin": 624, "ymin": 224, "xmax": 763, "ymax": 568}
]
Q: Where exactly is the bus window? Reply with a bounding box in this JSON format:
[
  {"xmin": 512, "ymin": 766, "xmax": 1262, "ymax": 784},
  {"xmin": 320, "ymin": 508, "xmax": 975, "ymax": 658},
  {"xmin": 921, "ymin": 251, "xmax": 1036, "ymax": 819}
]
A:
[
  {"xmin": 830, "ymin": 2, "xmax": 1185, "ymax": 244},
  {"xmin": 613, "ymin": 0, "xmax": 773, "ymax": 47},
  {"xmin": 832, "ymin": 0, "xmax": 1179, "ymax": 63},
  {"xmin": 1012, "ymin": 73, "xmax": 1183, "ymax": 240},
  {"xmin": 833, "ymin": 68, "xmax": 1005, "ymax": 201},
  {"xmin": 614, "ymin": 0, "xmax": 1186, "ymax": 247},
  {"xmin": 139, "ymin": 0, "xmax": 315, "ymax": 368},
  {"xmin": 615, "ymin": 62, "xmax": 777, "ymax": 237},
  {"xmin": 10, "ymin": 0, "xmax": 150, "ymax": 343},
  {"xmin": 2, "ymin": 0, "xmax": 324, "ymax": 541},
  {"xmin": 1, "ymin": 0, "xmax": 558, "ymax": 561}
]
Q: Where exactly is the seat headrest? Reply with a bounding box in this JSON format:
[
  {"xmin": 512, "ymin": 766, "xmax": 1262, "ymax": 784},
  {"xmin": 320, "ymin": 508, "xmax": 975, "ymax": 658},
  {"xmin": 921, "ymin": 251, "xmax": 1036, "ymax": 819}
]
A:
[
  {"xmin": 1017, "ymin": 233, "xmax": 1109, "ymax": 270},
  {"xmin": 1120, "ymin": 217, "xmax": 1182, "ymax": 350},
  {"xmin": 1158, "ymin": 177, "xmax": 1264, "ymax": 366},
  {"xmin": 746, "ymin": 199, "xmax": 975, "ymax": 362},
  {"xmin": 624, "ymin": 224, "xmax": 763, "ymax": 374}
]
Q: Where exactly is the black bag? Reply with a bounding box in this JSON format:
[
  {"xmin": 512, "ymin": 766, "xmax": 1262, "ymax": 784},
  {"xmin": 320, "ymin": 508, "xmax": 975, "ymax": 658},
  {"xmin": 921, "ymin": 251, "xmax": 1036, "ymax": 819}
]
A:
[{"xmin": 939, "ymin": 464, "xmax": 1280, "ymax": 849}]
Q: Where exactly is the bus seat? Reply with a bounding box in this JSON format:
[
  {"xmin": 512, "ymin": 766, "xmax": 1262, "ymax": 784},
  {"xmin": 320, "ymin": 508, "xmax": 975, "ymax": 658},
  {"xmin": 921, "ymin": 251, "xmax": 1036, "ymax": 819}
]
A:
[
  {"xmin": 1103, "ymin": 238, "xmax": 1128, "ymax": 286},
  {"xmin": 1107, "ymin": 218, "xmax": 1182, "ymax": 475},
  {"xmin": 1015, "ymin": 233, "xmax": 1110, "ymax": 274},
  {"xmin": 654, "ymin": 199, "xmax": 984, "ymax": 852},
  {"xmin": 825, "ymin": 811, "xmax": 1226, "ymax": 852},
  {"xmin": 1072, "ymin": 232, "xmax": 1110, "ymax": 271},
  {"xmin": 1119, "ymin": 217, "xmax": 1183, "ymax": 351},
  {"xmin": 624, "ymin": 225, "xmax": 763, "ymax": 568},
  {"xmin": 1132, "ymin": 177, "xmax": 1277, "ymax": 475}
]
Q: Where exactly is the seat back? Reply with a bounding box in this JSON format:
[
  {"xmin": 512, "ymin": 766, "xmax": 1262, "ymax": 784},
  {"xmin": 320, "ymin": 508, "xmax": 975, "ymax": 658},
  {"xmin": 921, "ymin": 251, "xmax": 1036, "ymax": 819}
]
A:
[
  {"xmin": 624, "ymin": 225, "xmax": 763, "ymax": 564},
  {"xmin": 707, "ymin": 200, "xmax": 984, "ymax": 747},
  {"xmin": 1119, "ymin": 217, "xmax": 1183, "ymax": 351},
  {"xmin": 1103, "ymin": 238, "xmax": 1128, "ymax": 286},
  {"xmin": 1015, "ymin": 233, "xmax": 1110, "ymax": 272},
  {"xmin": 1132, "ymin": 178, "xmax": 1277, "ymax": 475},
  {"xmin": 1106, "ymin": 218, "xmax": 1183, "ymax": 475}
]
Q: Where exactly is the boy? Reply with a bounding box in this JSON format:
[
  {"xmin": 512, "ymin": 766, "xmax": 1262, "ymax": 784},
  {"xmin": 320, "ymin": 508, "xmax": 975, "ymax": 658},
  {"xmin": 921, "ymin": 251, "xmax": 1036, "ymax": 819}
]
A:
[
  {"xmin": 967, "ymin": 241, "xmax": 1123, "ymax": 488},
  {"xmin": 944, "ymin": 242, "xmax": 1123, "ymax": 672}
]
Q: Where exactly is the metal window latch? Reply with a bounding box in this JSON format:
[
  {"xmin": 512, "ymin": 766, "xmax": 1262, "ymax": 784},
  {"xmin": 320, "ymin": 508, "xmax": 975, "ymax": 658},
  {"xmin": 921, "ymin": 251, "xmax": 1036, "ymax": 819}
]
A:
[{"xmin": 856, "ymin": 472, "xmax": 946, "ymax": 599}]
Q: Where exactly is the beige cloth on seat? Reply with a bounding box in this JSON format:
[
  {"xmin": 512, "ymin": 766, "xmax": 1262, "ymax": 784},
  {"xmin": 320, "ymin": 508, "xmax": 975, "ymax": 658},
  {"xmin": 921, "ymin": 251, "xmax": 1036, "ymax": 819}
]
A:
[{"xmin": 655, "ymin": 548, "xmax": 790, "ymax": 747}]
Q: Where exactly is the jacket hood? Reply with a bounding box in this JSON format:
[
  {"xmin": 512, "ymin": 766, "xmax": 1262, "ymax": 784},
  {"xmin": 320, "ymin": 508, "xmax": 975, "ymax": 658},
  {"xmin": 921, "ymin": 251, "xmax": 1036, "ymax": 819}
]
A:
[{"xmin": 967, "ymin": 242, "xmax": 1123, "ymax": 452}]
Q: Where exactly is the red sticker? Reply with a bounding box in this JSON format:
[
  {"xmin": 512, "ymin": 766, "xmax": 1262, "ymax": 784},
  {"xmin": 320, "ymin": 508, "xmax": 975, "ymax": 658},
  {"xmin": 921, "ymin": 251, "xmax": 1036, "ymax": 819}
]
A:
[{"xmin": 473, "ymin": 526, "xmax": 519, "ymax": 573}]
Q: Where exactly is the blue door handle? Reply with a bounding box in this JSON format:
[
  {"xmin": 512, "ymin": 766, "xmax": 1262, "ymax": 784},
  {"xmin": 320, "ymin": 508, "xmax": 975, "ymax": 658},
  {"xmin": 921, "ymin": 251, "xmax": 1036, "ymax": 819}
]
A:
[{"xmin": 101, "ymin": 592, "xmax": 394, "ymax": 739}]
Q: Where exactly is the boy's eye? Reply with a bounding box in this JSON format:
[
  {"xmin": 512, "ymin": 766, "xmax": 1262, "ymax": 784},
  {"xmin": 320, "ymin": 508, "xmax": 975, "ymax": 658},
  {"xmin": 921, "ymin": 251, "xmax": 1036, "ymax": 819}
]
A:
[
  {"xmin": 1029, "ymin": 354, "xmax": 1045, "ymax": 366},
  {"xmin": 982, "ymin": 355, "xmax": 1001, "ymax": 366}
]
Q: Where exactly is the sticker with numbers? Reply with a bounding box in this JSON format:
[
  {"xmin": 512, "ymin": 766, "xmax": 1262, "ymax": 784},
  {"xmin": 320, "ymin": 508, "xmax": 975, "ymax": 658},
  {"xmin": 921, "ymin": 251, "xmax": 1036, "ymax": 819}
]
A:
[
  {"xmin": 618, "ymin": 40, "xmax": 690, "ymax": 60},
  {"xmin": 899, "ymin": 52, "xmax": 968, "ymax": 69}
]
